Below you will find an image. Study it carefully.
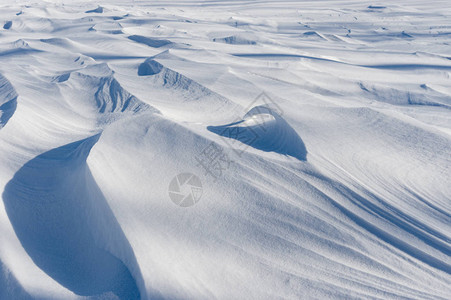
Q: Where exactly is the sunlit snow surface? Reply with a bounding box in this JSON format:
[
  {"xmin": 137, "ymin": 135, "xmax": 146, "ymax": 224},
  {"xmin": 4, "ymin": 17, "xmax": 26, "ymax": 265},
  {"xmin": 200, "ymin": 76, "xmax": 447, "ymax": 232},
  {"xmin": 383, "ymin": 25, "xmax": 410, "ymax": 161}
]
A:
[{"xmin": 0, "ymin": 0, "xmax": 450, "ymax": 299}]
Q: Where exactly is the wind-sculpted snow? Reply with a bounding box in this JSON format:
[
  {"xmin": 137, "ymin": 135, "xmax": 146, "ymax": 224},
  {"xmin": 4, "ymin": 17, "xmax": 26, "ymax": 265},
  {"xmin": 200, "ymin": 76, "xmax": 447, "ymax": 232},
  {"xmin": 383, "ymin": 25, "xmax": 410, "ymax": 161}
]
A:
[
  {"xmin": 213, "ymin": 34, "xmax": 257, "ymax": 45},
  {"xmin": 138, "ymin": 56, "xmax": 220, "ymax": 101},
  {"xmin": 208, "ymin": 106, "xmax": 307, "ymax": 160},
  {"xmin": 88, "ymin": 113, "xmax": 450, "ymax": 300},
  {"xmin": 85, "ymin": 7, "xmax": 103, "ymax": 14},
  {"xmin": 0, "ymin": 74, "xmax": 17, "ymax": 129},
  {"xmin": 0, "ymin": 0, "xmax": 450, "ymax": 299},
  {"xmin": 134, "ymin": 53, "xmax": 238, "ymax": 122},
  {"xmin": 359, "ymin": 82, "xmax": 451, "ymax": 108},
  {"xmin": 94, "ymin": 75, "xmax": 152, "ymax": 114},
  {"xmin": 3, "ymin": 21, "xmax": 12, "ymax": 30},
  {"xmin": 3, "ymin": 135, "xmax": 143, "ymax": 299},
  {"xmin": 55, "ymin": 63, "xmax": 159, "ymax": 125},
  {"xmin": 0, "ymin": 261, "xmax": 32, "ymax": 300},
  {"xmin": 129, "ymin": 35, "xmax": 173, "ymax": 48},
  {"xmin": 138, "ymin": 58, "xmax": 164, "ymax": 76}
]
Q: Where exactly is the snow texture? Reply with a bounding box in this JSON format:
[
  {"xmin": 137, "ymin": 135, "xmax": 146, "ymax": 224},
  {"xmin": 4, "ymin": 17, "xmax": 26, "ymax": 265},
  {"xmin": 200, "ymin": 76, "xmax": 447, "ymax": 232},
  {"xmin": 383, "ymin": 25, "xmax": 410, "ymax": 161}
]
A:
[{"xmin": 0, "ymin": 0, "xmax": 450, "ymax": 299}]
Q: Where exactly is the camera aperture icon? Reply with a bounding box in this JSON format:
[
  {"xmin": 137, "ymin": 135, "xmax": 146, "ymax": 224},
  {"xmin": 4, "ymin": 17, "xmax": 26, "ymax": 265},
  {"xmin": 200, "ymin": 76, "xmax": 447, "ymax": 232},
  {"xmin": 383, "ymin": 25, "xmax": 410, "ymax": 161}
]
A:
[{"xmin": 168, "ymin": 173, "xmax": 203, "ymax": 207}]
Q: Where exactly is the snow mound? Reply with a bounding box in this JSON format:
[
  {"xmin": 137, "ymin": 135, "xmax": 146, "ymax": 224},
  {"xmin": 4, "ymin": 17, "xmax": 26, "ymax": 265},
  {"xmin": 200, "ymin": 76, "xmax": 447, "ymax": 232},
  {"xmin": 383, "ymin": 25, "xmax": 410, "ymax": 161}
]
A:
[
  {"xmin": 208, "ymin": 106, "xmax": 307, "ymax": 160},
  {"xmin": 52, "ymin": 72, "xmax": 71, "ymax": 83},
  {"xmin": 59, "ymin": 63, "xmax": 159, "ymax": 125},
  {"xmin": 0, "ymin": 39, "xmax": 40, "ymax": 56},
  {"xmin": 40, "ymin": 37, "xmax": 75, "ymax": 49},
  {"xmin": 368, "ymin": 5, "xmax": 387, "ymax": 10},
  {"xmin": 303, "ymin": 31, "xmax": 327, "ymax": 40},
  {"xmin": 89, "ymin": 21, "xmax": 123, "ymax": 35},
  {"xmin": 138, "ymin": 55, "xmax": 222, "ymax": 99},
  {"xmin": 135, "ymin": 54, "xmax": 236, "ymax": 122},
  {"xmin": 213, "ymin": 35, "xmax": 257, "ymax": 45},
  {"xmin": 85, "ymin": 7, "xmax": 103, "ymax": 14},
  {"xmin": 3, "ymin": 21, "xmax": 12, "ymax": 30},
  {"xmin": 128, "ymin": 35, "xmax": 172, "ymax": 48},
  {"xmin": 2, "ymin": 134, "xmax": 143, "ymax": 299},
  {"xmin": 0, "ymin": 73, "xmax": 18, "ymax": 129},
  {"xmin": 94, "ymin": 76, "xmax": 149, "ymax": 114},
  {"xmin": 138, "ymin": 58, "xmax": 163, "ymax": 76}
]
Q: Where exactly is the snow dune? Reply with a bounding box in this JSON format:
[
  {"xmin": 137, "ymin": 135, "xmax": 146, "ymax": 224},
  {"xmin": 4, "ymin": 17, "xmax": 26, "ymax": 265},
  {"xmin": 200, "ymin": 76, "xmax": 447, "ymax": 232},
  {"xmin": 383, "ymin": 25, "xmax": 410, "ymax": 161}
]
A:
[
  {"xmin": 3, "ymin": 134, "xmax": 142, "ymax": 299},
  {"xmin": 129, "ymin": 35, "xmax": 173, "ymax": 48},
  {"xmin": 0, "ymin": 0, "xmax": 450, "ymax": 299},
  {"xmin": 208, "ymin": 106, "xmax": 307, "ymax": 160},
  {"xmin": 0, "ymin": 74, "xmax": 17, "ymax": 128}
]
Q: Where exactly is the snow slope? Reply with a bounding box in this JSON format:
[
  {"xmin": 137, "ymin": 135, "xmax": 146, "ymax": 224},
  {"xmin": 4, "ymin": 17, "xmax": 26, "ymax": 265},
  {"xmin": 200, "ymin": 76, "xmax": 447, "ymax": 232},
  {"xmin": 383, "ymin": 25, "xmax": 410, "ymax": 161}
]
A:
[{"xmin": 0, "ymin": 0, "xmax": 450, "ymax": 299}]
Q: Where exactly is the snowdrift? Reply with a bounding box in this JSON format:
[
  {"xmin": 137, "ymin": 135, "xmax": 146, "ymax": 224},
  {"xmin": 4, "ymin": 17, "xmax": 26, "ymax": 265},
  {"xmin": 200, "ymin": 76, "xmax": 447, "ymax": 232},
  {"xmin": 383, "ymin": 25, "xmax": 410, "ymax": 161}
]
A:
[
  {"xmin": 0, "ymin": 0, "xmax": 450, "ymax": 299},
  {"xmin": 55, "ymin": 63, "xmax": 159, "ymax": 126},
  {"xmin": 129, "ymin": 35, "xmax": 173, "ymax": 48},
  {"xmin": 134, "ymin": 53, "xmax": 238, "ymax": 122},
  {"xmin": 0, "ymin": 73, "xmax": 17, "ymax": 128},
  {"xmin": 3, "ymin": 134, "xmax": 144, "ymax": 299},
  {"xmin": 208, "ymin": 106, "xmax": 307, "ymax": 160}
]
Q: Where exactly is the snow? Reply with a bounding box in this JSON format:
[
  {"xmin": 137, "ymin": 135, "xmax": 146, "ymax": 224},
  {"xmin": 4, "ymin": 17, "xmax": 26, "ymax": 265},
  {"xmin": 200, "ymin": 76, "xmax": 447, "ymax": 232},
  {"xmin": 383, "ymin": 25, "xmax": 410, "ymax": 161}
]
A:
[
  {"xmin": 0, "ymin": 0, "xmax": 450, "ymax": 299},
  {"xmin": 208, "ymin": 106, "xmax": 308, "ymax": 160}
]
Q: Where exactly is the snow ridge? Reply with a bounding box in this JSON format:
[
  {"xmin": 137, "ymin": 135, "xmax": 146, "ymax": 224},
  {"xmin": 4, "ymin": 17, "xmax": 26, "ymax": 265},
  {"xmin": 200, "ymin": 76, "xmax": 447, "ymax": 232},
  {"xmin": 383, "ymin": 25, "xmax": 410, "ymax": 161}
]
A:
[{"xmin": 0, "ymin": 73, "xmax": 18, "ymax": 128}]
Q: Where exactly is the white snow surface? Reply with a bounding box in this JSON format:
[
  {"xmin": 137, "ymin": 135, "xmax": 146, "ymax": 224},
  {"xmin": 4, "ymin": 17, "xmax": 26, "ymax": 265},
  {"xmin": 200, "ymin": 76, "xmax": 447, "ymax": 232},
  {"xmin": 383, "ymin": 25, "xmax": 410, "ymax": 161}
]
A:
[{"xmin": 0, "ymin": 0, "xmax": 450, "ymax": 299}]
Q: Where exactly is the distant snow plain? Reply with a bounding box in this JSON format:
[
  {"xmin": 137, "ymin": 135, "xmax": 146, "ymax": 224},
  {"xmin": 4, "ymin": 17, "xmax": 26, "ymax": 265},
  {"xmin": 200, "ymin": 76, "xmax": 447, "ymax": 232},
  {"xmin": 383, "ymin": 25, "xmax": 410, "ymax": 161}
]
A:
[{"xmin": 0, "ymin": 0, "xmax": 450, "ymax": 299}]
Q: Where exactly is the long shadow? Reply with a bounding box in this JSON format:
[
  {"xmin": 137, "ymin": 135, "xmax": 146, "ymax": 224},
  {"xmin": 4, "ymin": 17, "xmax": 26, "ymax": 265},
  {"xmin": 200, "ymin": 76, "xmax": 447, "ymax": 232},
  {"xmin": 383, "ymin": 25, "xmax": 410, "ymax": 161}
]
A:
[
  {"xmin": 128, "ymin": 35, "xmax": 172, "ymax": 48},
  {"xmin": 0, "ymin": 73, "xmax": 18, "ymax": 128},
  {"xmin": 0, "ymin": 97, "xmax": 17, "ymax": 127},
  {"xmin": 208, "ymin": 106, "xmax": 307, "ymax": 161},
  {"xmin": 2, "ymin": 134, "xmax": 145, "ymax": 299},
  {"xmin": 362, "ymin": 64, "xmax": 451, "ymax": 70}
]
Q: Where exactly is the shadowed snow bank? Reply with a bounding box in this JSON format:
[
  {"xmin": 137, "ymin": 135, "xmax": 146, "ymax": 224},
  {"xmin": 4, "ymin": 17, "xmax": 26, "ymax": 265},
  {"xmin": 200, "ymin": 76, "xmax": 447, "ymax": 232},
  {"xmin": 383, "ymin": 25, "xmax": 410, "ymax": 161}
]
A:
[
  {"xmin": 0, "ymin": 73, "xmax": 18, "ymax": 129},
  {"xmin": 3, "ymin": 134, "xmax": 144, "ymax": 299},
  {"xmin": 128, "ymin": 35, "xmax": 172, "ymax": 48},
  {"xmin": 0, "ymin": 261, "xmax": 32, "ymax": 300},
  {"xmin": 208, "ymin": 106, "xmax": 307, "ymax": 160}
]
